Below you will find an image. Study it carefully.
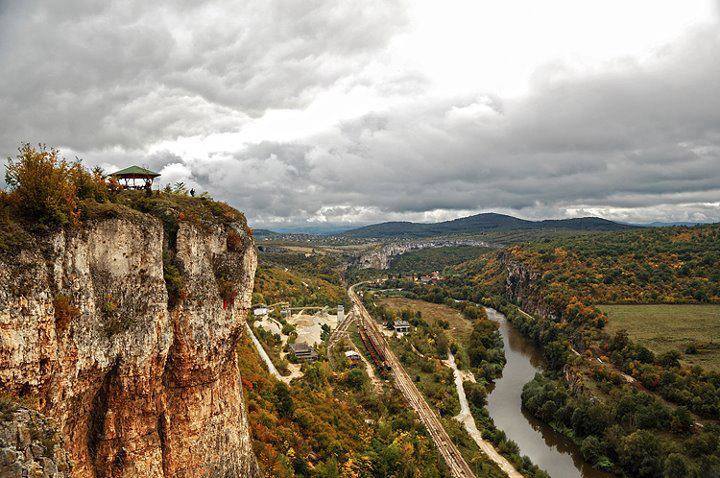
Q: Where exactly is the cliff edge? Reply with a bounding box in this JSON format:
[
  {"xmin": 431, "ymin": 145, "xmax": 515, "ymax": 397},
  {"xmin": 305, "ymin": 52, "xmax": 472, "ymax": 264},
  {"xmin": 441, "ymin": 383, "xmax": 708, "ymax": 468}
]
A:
[{"xmin": 0, "ymin": 194, "xmax": 259, "ymax": 478}]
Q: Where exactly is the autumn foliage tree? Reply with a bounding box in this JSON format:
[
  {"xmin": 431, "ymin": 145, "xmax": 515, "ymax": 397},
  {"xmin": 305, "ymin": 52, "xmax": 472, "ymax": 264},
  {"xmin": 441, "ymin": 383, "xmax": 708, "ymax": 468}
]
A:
[{"xmin": 4, "ymin": 143, "xmax": 107, "ymax": 227}]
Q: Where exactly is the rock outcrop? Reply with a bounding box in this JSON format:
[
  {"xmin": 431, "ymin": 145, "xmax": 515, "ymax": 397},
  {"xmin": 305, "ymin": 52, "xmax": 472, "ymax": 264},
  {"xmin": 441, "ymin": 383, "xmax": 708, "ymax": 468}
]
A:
[
  {"xmin": 0, "ymin": 212, "xmax": 259, "ymax": 478},
  {"xmin": 358, "ymin": 239, "xmax": 493, "ymax": 270},
  {"xmin": 502, "ymin": 252, "xmax": 558, "ymax": 321},
  {"xmin": 0, "ymin": 404, "xmax": 72, "ymax": 478}
]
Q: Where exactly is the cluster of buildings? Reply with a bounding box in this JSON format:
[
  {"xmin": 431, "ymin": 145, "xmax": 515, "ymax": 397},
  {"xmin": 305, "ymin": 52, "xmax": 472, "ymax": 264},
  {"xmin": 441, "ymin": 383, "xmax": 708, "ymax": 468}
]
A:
[
  {"xmin": 252, "ymin": 302, "xmax": 412, "ymax": 368},
  {"xmin": 252, "ymin": 304, "xmax": 349, "ymax": 364},
  {"xmin": 418, "ymin": 271, "xmax": 442, "ymax": 284}
]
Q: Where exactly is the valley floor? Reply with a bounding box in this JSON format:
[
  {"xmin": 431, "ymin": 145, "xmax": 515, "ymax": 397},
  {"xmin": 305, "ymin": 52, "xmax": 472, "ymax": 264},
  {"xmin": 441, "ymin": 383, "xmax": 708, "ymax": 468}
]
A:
[{"xmin": 602, "ymin": 304, "xmax": 720, "ymax": 372}]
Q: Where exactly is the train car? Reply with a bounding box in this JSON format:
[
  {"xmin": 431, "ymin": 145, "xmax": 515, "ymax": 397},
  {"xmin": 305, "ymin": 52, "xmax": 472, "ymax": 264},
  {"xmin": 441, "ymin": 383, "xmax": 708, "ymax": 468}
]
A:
[{"xmin": 358, "ymin": 324, "xmax": 391, "ymax": 373}]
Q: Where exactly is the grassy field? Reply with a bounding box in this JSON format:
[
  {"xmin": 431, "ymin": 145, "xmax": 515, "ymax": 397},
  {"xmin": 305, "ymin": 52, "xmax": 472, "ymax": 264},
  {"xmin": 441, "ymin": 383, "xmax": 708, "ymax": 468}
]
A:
[
  {"xmin": 378, "ymin": 297, "xmax": 473, "ymax": 342},
  {"xmin": 387, "ymin": 245, "xmax": 493, "ymax": 275},
  {"xmin": 602, "ymin": 304, "xmax": 720, "ymax": 372}
]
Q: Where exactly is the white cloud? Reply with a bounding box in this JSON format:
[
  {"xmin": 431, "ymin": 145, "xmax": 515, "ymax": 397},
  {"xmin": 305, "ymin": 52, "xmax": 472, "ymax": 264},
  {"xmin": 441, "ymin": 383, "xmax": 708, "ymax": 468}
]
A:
[{"xmin": 1, "ymin": 0, "xmax": 719, "ymax": 227}]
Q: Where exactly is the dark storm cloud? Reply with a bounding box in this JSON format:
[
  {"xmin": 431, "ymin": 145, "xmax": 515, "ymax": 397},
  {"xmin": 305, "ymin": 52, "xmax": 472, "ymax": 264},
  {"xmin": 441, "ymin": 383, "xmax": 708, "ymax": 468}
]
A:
[
  {"xmin": 199, "ymin": 24, "xmax": 720, "ymax": 226},
  {"xmin": 0, "ymin": 0, "xmax": 408, "ymax": 154},
  {"xmin": 1, "ymin": 1, "xmax": 719, "ymax": 225}
]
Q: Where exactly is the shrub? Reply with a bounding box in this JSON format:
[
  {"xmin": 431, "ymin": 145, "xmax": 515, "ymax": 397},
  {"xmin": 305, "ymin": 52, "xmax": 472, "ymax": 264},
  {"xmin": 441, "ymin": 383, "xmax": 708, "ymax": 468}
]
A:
[
  {"xmin": 619, "ymin": 430, "xmax": 663, "ymax": 478},
  {"xmin": 0, "ymin": 197, "xmax": 33, "ymax": 253},
  {"xmin": 663, "ymin": 453, "xmax": 692, "ymax": 478},
  {"xmin": 464, "ymin": 380, "xmax": 487, "ymax": 407},
  {"xmin": 72, "ymin": 165, "xmax": 109, "ymax": 203},
  {"xmin": 273, "ymin": 382, "xmax": 294, "ymax": 418},
  {"xmin": 346, "ymin": 368, "xmax": 368, "ymax": 391},
  {"xmin": 670, "ymin": 407, "xmax": 694, "ymax": 434},
  {"xmin": 100, "ymin": 295, "xmax": 118, "ymax": 317},
  {"xmin": 53, "ymin": 294, "xmax": 81, "ymax": 334},
  {"xmin": 100, "ymin": 294, "xmax": 130, "ymax": 337},
  {"xmin": 281, "ymin": 322, "xmax": 296, "ymax": 336},
  {"xmin": 580, "ymin": 435, "xmax": 604, "ymax": 465},
  {"xmin": 4, "ymin": 143, "xmax": 107, "ymax": 227},
  {"xmin": 226, "ymin": 228, "xmax": 245, "ymax": 252},
  {"xmin": 658, "ymin": 350, "xmax": 681, "ymax": 368}
]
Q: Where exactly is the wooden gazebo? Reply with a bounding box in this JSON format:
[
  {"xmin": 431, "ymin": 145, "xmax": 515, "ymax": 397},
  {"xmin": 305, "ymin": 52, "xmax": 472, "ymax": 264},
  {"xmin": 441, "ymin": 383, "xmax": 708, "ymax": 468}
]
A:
[{"xmin": 108, "ymin": 166, "xmax": 160, "ymax": 190}]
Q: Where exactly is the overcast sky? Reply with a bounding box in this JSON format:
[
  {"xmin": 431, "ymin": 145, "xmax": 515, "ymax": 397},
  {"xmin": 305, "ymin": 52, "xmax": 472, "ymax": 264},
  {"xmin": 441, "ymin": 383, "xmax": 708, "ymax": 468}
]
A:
[{"xmin": 1, "ymin": 1, "xmax": 719, "ymax": 228}]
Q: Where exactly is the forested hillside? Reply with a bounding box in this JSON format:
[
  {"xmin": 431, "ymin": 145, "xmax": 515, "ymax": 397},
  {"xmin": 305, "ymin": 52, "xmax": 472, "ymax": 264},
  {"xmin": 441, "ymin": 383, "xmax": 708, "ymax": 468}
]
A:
[
  {"xmin": 435, "ymin": 223, "xmax": 720, "ymax": 477},
  {"xmin": 387, "ymin": 245, "xmax": 493, "ymax": 276},
  {"xmin": 458, "ymin": 224, "xmax": 720, "ymax": 305},
  {"xmin": 253, "ymin": 250, "xmax": 348, "ymax": 308},
  {"xmin": 342, "ymin": 213, "xmax": 632, "ymax": 238},
  {"xmin": 238, "ymin": 335, "xmax": 451, "ymax": 477}
]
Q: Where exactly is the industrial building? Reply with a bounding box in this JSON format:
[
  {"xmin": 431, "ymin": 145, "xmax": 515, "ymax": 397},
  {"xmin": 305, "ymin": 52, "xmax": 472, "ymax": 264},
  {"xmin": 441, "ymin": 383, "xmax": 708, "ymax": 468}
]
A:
[
  {"xmin": 393, "ymin": 320, "xmax": 411, "ymax": 334},
  {"xmin": 289, "ymin": 342, "xmax": 318, "ymax": 362}
]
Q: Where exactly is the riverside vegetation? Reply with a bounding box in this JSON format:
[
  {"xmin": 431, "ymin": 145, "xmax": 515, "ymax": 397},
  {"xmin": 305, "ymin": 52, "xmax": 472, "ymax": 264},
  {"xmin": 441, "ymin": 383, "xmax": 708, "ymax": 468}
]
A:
[
  {"xmin": 441, "ymin": 224, "xmax": 720, "ymax": 477},
  {"xmin": 361, "ymin": 282, "xmax": 550, "ymax": 478}
]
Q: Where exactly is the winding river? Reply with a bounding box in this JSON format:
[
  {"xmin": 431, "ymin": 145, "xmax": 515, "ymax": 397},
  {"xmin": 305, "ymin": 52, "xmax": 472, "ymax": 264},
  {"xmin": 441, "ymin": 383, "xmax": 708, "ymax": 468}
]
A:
[{"xmin": 485, "ymin": 307, "xmax": 612, "ymax": 478}]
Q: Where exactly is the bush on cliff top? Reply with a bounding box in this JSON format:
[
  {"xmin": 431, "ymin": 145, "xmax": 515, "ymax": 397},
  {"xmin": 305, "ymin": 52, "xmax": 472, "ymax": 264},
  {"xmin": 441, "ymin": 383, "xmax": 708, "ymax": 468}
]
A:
[
  {"xmin": 4, "ymin": 143, "xmax": 108, "ymax": 227},
  {"xmin": 1, "ymin": 143, "xmax": 251, "ymax": 254}
]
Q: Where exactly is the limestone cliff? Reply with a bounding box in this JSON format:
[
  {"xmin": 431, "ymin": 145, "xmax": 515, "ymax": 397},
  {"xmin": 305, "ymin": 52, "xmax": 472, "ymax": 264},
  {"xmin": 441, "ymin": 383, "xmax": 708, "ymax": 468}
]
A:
[
  {"xmin": 501, "ymin": 251, "xmax": 558, "ymax": 321},
  {"xmin": 0, "ymin": 209, "xmax": 259, "ymax": 478},
  {"xmin": 0, "ymin": 403, "xmax": 71, "ymax": 477},
  {"xmin": 357, "ymin": 239, "xmax": 493, "ymax": 269}
]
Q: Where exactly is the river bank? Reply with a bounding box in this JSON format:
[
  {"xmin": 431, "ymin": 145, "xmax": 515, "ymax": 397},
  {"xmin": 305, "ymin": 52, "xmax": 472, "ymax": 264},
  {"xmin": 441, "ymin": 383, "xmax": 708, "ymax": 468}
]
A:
[
  {"xmin": 446, "ymin": 352, "xmax": 524, "ymax": 478},
  {"xmin": 485, "ymin": 307, "xmax": 613, "ymax": 478}
]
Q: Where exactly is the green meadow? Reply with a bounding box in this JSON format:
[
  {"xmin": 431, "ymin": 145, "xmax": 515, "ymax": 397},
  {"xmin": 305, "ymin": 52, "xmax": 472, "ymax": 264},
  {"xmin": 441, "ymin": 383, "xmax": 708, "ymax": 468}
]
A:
[{"xmin": 602, "ymin": 304, "xmax": 720, "ymax": 372}]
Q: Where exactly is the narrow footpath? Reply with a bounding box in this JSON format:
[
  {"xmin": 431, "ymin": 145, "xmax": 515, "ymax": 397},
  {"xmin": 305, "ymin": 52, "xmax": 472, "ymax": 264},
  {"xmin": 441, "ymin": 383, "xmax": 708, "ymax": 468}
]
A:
[{"xmin": 244, "ymin": 320, "xmax": 281, "ymax": 378}]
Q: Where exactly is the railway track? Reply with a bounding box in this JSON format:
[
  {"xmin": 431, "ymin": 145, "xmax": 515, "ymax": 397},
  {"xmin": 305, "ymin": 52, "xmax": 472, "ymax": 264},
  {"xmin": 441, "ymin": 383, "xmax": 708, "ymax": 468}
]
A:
[
  {"xmin": 358, "ymin": 323, "xmax": 391, "ymax": 374},
  {"xmin": 328, "ymin": 310, "xmax": 354, "ymax": 347},
  {"xmin": 348, "ymin": 284, "xmax": 477, "ymax": 478}
]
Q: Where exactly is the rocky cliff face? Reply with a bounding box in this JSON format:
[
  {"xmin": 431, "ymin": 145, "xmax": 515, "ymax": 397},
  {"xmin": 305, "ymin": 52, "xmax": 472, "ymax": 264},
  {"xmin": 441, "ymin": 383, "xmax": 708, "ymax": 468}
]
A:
[
  {"xmin": 502, "ymin": 252, "xmax": 558, "ymax": 321},
  {"xmin": 0, "ymin": 214, "xmax": 259, "ymax": 478},
  {"xmin": 357, "ymin": 242, "xmax": 414, "ymax": 269},
  {"xmin": 0, "ymin": 404, "xmax": 72, "ymax": 477},
  {"xmin": 358, "ymin": 239, "xmax": 493, "ymax": 270}
]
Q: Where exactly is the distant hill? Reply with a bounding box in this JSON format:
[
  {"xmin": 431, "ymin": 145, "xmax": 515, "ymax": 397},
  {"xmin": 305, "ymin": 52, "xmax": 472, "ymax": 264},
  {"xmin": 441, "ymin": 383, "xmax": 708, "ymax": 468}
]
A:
[
  {"xmin": 341, "ymin": 213, "xmax": 633, "ymax": 238},
  {"xmin": 639, "ymin": 221, "xmax": 714, "ymax": 227},
  {"xmin": 252, "ymin": 228, "xmax": 280, "ymax": 238},
  {"xmin": 252, "ymin": 225, "xmax": 355, "ymax": 235}
]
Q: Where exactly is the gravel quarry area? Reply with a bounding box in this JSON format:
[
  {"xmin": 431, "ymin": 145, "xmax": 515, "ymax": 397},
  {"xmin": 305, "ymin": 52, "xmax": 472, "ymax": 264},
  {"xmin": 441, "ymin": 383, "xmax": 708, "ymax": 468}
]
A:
[
  {"xmin": 250, "ymin": 310, "xmax": 339, "ymax": 383},
  {"xmin": 253, "ymin": 309, "xmax": 339, "ymax": 347},
  {"xmin": 288, "ymin": 310, "xmax": 338, "ymax": 346},
  {"xmin": 254, "ymin": 315, "xmax": 283, "ymax": 336}
]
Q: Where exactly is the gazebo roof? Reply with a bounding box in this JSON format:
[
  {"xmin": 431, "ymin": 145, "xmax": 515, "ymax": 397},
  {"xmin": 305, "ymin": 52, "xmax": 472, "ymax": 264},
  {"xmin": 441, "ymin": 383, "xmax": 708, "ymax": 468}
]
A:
[{"xmin": 109, "ymin": 165, "xmax": 160, "ymax": 178}]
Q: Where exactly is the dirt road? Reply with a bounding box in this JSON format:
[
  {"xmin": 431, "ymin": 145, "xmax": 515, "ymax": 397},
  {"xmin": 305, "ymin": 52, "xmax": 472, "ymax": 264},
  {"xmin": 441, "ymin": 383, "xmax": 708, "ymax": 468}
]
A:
[{"xmin": 244, "ymin": 321, "xmax": 281, "ymax": 378}]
